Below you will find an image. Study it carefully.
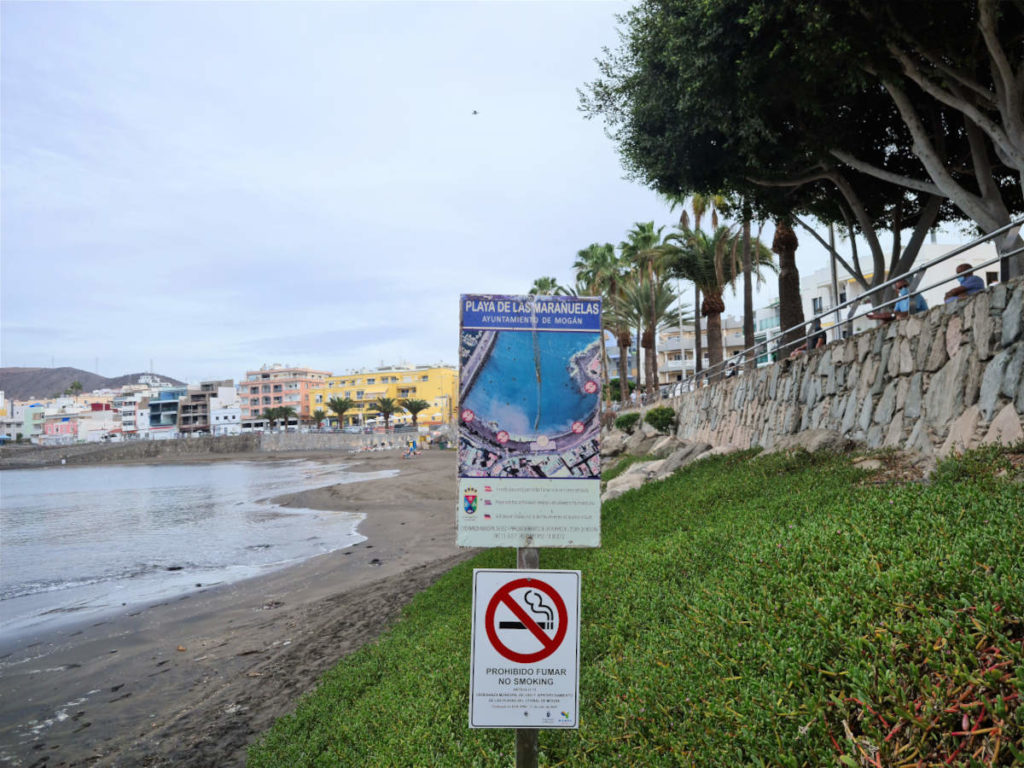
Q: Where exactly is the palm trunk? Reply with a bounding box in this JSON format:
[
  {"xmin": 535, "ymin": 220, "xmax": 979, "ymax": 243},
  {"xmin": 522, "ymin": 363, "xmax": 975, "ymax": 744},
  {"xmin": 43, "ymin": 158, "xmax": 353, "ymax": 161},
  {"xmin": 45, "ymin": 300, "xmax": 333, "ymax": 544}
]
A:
[
  {"xmin": 693, "ymin": 285, "xmax": 702, "ymax": 377},
  {"xmin": 773, "ymin": 220, "xmax": 805, "ymax": 354},
  {"xmin": 742, "ymin": 216, "xmax": 754, "ymax": 372},
  {"xmin": 704, "ymin": 290, "xmax": 727, "ymax": 374},
  {"xmin": 617, "ymin": 337, "xmax": 631, "ymax": 404}
]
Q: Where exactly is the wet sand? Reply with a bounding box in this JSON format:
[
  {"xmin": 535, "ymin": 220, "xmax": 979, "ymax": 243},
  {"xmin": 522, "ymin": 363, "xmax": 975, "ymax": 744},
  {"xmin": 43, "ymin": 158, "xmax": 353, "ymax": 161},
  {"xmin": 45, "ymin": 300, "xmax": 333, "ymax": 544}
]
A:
[{"xmin": 0, "ymin": 450, "xmax": 472, "ymax": 767}]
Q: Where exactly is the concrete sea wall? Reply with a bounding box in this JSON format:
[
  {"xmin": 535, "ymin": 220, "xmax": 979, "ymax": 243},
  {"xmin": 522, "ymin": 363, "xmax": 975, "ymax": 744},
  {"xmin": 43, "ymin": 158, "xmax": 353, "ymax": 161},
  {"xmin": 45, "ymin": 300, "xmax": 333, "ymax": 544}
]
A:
[{"xmin": 673, "ymin": 277, "xmax": 1024, "ymax": 457}]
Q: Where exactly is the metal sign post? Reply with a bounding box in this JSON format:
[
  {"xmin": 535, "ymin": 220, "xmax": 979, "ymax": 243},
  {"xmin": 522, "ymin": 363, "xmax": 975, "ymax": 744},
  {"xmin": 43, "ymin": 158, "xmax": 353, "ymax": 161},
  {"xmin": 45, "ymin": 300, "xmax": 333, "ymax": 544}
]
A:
[{"xmin": 516, "ymin": 546, "xmax": 539, "ymax": 768}]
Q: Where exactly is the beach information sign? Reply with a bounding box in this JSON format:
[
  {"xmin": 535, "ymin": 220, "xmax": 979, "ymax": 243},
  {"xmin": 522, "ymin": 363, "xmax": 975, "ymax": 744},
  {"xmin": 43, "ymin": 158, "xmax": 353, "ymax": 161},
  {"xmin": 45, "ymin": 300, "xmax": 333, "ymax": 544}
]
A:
[
  {"xmin": 469, "ymin": 569, "xmax": 581, "ymax": 729},
  {"xmin": 457, "ymin": 294, "xmax": 602, "ymax": 548}
]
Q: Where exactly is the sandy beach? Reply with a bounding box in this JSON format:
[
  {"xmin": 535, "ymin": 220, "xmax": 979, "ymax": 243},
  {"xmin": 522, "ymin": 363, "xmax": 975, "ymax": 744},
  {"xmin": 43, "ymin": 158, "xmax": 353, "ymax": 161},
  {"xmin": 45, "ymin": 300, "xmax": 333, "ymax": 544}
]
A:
[{"xmin": 0, "ymin": 450, "xmax": 472, "ymax": 767}]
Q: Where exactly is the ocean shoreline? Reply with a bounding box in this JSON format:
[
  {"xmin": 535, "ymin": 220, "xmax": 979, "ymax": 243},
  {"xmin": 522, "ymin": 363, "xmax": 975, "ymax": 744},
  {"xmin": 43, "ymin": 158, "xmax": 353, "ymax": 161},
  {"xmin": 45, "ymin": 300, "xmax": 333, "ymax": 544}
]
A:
[{"xmin": 0, "ymin": 450, "xmax": 470, "ymax": 767}]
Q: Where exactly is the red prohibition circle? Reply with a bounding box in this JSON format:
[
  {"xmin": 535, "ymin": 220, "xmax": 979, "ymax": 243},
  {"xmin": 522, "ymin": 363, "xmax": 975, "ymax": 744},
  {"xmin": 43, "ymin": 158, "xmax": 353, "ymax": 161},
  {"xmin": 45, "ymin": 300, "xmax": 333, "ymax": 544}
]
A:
[{"xmin": 484, "ymin": 578, "xmax": 568, "ymax": 664}]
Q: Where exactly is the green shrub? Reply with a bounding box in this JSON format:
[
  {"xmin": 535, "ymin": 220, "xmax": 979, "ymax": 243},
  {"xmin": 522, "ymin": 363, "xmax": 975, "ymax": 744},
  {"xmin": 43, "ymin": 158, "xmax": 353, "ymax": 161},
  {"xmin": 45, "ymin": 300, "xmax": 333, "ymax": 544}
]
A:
[
  {"xmin": 614, "ymin": 412, "xmax": 640, "ymax": 433},
  {"xmin": 643, "ymin": 405, "xmax": 676, "ymax": 434},
  {"xmin": 605, "ymin": 378, "xmax": 636, "ymax": 402}
]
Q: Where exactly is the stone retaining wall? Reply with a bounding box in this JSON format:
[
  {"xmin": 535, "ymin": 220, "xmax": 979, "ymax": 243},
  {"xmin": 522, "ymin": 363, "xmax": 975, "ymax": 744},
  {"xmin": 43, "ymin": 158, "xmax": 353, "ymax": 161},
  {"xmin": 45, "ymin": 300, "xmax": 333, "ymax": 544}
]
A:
[
  {"xmin": 0, "ymin": 434, "xmax": 262, "ymax": 468},
  {"xmin": 672, "ymin": 277, "xmax": 1024, "ymax": 457}
]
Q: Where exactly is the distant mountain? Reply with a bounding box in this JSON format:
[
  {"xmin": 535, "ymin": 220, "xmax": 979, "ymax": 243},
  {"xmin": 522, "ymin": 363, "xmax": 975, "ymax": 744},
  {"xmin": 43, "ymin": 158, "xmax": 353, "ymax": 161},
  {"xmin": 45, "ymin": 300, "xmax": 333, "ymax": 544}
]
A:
[{"xmin": 0, "ymin": 367, "xmax": 185, "ymax": 402}]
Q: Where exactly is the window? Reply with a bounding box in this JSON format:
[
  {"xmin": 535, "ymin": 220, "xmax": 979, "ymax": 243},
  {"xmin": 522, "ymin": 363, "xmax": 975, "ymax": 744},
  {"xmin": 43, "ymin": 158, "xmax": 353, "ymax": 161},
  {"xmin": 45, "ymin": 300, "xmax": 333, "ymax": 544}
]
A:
[
  {"xmin": 263, "ymin": 397, "xmax": 271, "ymax": 405},
  {"xmin": 812, "ymin": 297, "xmax": 823, "ymax": 314},
  {"xmin": 273, "ymin": 396, "xmax": 282, "ymax": 404},
  {"xmin": 315, "ymin": 394, "xmax": 323, "ymax": 404},
  {"xmin": 261, "ymin": 385, "xmax": 270, "ymax": 393},
  {"xmin": 839, "ymin": 290, "xmax": 847, "ymax": 303},
  {"xmin": 367, "ymin": 378, "xmax": 375, "ymax": 384},
  {"xmin": 272, "ymin": 385, "xmax": 282, "ymax": 393},
  {"xmin": 986, "ymin": 271, "xmax": 998, "ymax": 285},
  {"xmin": 250, "ymin": 386, "xmax": 259, "ymax": 394},
  {"xmin": 421, "ymin": 375, "xmax": 429, "ymax": 381},
  {"xmin": 356, "ymin": 391, "xmax": 364, "ymax": 400}
]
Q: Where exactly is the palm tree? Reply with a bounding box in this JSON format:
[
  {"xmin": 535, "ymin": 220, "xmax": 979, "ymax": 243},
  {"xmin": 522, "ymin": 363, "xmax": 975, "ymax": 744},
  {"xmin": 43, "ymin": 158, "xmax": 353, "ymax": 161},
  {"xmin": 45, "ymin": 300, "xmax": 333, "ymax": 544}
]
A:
[
  {"xmin": 261, "ymin": 407, "xmax": 280, "ymax": 431},
  {"xmin": 528, "ymin": 276, "xmax": 562, "ymax": 295},
  {"xmin": 372, "ymin": 397, "xmax": 398, "ymax": 431},
  {"xmin": 399, "ymin": 398, "xmax": 430, "ymax": 429},
  {"xmin": 667, "ymin": 194, "xmax": 728, "ymax": 376},
  {"xmin": 665, "ymin": 225, "xmax": 777, "ymax": 373},
  {"xmin": 614, "ymin": 272, "xmax": 691, "ymax": 396},
  {"xmin": 312, "ymin": 408, "xmax": 327, "ymax": 429},
  {"xmin": 620, "ymin": 222, "xmax": 673, "ymax": 398},
  {"xmin": 328, "ymin": 396, "xmax": 355, "ymax": 430},
  {"xmin": 573, "ymin": 242, "xmax": 620, "ymax": 399},
  {"xmin": 278, "ymin": 406, "xmax": 297, "ymax": 432}
]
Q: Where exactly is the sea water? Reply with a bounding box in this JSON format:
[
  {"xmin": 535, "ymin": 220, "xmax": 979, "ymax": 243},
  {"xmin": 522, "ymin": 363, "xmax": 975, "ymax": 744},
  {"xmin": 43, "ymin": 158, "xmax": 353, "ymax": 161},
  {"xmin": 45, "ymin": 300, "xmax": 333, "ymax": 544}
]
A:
[{"xmin": 0, "ymin": 460, "xmax": 389, "ymax": 643}]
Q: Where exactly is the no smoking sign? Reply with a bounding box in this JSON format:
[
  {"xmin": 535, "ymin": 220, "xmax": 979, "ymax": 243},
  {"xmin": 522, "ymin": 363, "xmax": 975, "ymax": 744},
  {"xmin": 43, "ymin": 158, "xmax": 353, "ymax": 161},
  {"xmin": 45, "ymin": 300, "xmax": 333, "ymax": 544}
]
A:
[{"xmin": 470, "ymin": 569, "xmax": 581, "ymax": 729}]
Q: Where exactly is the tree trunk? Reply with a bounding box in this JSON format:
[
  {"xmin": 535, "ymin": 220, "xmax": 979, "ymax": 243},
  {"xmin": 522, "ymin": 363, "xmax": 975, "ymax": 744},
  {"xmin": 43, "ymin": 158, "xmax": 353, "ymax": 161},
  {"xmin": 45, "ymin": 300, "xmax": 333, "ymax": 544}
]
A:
[
  {"xmin": 705, "ymin": 305, "xmax": 725, "ymax": 374},
  {"xmin": 616, "ymin": 332, "xmax": 631, "ymax": 403},
  {"xmin": 773, "ymin": 220, "xmax": 805, "ymax": 354},
  {"xmin": 642, "ymin": 328, "xmax": 656, "ymax": 400},
  {"xmin": 693, "ymin": 285, "xmax": 702, "ymax": 376},
  {"xmin": 742, "ymin": 216, "xmax": 754, "ymax": 372}
]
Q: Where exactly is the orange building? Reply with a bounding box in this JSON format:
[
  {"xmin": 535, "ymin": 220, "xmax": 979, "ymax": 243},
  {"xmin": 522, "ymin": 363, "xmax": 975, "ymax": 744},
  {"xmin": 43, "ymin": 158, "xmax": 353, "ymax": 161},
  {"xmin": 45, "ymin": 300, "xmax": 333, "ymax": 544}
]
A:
[{"xmin": 239, "ymin": 364, "xmax": 331, "ymax": 421}]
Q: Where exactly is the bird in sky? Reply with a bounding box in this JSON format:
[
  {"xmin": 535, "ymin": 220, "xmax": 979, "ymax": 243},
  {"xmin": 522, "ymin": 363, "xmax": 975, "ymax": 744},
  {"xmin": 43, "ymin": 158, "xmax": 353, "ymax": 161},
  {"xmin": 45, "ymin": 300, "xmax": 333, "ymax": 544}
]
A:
[{"xmin": 472, "ymin": 110, "xmax": 478, "ymax": 115}]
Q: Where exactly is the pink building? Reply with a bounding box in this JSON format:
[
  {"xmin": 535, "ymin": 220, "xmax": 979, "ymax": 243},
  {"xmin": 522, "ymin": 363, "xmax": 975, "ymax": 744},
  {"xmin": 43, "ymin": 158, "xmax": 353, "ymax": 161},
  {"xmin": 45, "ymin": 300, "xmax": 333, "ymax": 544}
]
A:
[
  {"xmin": 239, "ymin": 364, "xmax": 331, "ymax": 421},
  {"xmin": 42, "ymin": 415, "xmax": 79, "ymax": 442}
]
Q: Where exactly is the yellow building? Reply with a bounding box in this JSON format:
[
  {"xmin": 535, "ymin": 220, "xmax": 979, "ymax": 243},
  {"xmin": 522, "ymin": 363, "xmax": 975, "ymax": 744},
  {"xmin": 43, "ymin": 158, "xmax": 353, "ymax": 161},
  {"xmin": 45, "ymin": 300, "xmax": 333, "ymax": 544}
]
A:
[{"xmin": 308, "ymin": 364, "xmax": 457, "ymax": 428}]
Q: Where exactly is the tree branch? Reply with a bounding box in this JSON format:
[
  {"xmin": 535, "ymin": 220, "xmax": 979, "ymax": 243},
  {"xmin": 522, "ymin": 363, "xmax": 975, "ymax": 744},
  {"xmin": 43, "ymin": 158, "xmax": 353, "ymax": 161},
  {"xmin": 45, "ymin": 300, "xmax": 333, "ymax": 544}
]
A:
[
  {"xmin": 893, "ymin": 195, "xmax": 942, "ymax": 277},
  {"xmin": 829, "ymin": 149, "xmax": 942, "ymax": 195},
  {"xmin": 793, "ymin": 216, "xmax": 863, "ymax": 285},
  {"xmin": 880, "ymin": 77, "xmax": 1004, "ymax": 231},
  {"xmin": 889, "ymin": 44, "xmax": 1024, "ymax": 171}
]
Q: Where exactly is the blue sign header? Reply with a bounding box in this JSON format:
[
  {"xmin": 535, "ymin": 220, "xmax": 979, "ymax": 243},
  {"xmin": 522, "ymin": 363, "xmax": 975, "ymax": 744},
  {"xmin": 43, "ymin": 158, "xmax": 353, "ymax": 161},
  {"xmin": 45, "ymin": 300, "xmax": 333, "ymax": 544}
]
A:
[{"xmin": 461, "ymin": 294, "xmax": 602, "ymax": 332}]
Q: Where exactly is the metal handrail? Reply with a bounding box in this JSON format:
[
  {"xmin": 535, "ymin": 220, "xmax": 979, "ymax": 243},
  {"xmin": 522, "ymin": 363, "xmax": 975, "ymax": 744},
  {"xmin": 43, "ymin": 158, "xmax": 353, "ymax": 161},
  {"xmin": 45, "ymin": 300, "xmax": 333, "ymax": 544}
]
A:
[{"xmin": 655, "ymin": 218, "xmax": 1022, "ymax": 395}]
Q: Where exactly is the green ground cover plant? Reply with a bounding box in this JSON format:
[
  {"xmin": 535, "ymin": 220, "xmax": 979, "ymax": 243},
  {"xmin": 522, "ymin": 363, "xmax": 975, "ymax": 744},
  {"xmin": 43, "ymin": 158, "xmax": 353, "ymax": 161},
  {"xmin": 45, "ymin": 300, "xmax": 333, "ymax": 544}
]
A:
[{"xmin": 250, "ymin": 447, "xmax": 1023, "ymax": 767}]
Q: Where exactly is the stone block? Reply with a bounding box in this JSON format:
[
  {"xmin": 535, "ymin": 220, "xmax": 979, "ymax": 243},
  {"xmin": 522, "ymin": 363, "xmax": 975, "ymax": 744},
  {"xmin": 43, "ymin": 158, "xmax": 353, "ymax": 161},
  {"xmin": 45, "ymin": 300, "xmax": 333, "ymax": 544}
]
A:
[
  {"xmin": 871, "ymin": 345, "xmax": 892, "ymax": 395},
  {"xmin": 875, "ymin": 380, "xmax": 898, "ymax": 425},
  {"xmin": 841, "ymin": 392, "xmax": 859, "ymax": 434},
  {"xmin": 769, "ymin": 428, "xmax": 856, "ymax": 454},
  {"xmin": 978, "ymin": 349, "xmax": 1012, "ymax": 421},
  {"xmin": 924, "ymin": 346, "xmax": 970, "ymax": 427},
  {"xmin": 925, "ymin": 329, "xmax": 948, "ymax": 372},
  {"xmin": 866, "ymin": 424, "xmax": 885, "ymax": 449},
  {"xmin": 883, "ymin": 411, "xmax": 905, "ymax": 448},
  {"xmin": 1003, "ymin": 343, "xmax": 1024, "ymax": 412},
  {"xmin": 658, "ymin": 442, "xmax": 712, "ymax": 476},
  {"xmin": 906, "ymin": 418, "xmax": 934, "ymax": 456},
  {"xmin": 990, "ymin": 282, "xmax": 1007, "ymax": 311},
  {"xmin": 904, "ymin": 373, "xmax": 924, "ymax": 419},
  {"xmin": 859, "ymin": 395, "xmax": 875, "ymax": 433},
  {"xmin": 1001, "ymin": 285, "xmax": 1023, "ymax": 347},
  {"xmin": 938, "ymin": 405, "xmax": 981, "ymax": 457},
  {"xmin": 945, "ymin": 314, "xmax": 963, "ymax": 359},
  {"xmin": 898, "ymin": 338, "xmax": 915, "ymax": 375},
  {"xmin": 649, "ymin": 435, "xmax": 682, "ymax": 459},
  {"xmin": 600, "ymin": 430, "xmax": 630, "ymax": 457},
  {"xmin": 904, "ymin": 316, "xmax": 923, "ymax": 339},
  {"xmin": 981, "ymin": 404, "xmax": 1024, "ymax": 446},
  {"xmin": 971, "ymin": 292, "xmax": 994, "ymax": 360}
]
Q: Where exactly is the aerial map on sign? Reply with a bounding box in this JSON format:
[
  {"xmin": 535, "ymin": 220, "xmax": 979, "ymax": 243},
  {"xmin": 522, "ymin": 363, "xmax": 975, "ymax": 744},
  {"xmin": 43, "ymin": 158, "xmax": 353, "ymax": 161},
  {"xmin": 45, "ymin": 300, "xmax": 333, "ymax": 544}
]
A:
[{"xmin": 458, "ymin": 295, "xmax": 602, "ymax": 480}]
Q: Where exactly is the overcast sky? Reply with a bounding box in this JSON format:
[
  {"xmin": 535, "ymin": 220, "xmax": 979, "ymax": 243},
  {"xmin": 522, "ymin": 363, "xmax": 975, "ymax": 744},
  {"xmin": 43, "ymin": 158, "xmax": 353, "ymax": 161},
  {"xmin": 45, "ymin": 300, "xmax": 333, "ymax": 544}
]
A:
[{"xmin": 2, "ymin": 1, "xmax": 882, "ymax": 383}]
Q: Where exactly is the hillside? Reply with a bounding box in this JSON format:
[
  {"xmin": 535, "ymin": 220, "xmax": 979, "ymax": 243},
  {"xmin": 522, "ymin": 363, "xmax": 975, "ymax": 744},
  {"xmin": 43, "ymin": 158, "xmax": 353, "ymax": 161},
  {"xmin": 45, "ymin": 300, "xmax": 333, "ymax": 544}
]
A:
[
  {"xmin": 249, "ymin": 447, "xmax": 1023, "ymax": 767},
  {"xmin": 0, "ymin": 367, "xmax": 184, "ymax": 401}
]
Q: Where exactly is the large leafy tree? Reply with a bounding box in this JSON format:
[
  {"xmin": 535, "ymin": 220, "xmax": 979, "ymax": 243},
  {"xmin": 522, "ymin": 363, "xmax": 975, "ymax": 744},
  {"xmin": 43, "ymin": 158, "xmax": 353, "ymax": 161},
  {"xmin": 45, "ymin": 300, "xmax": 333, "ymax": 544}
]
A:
[
  {"xmin": 327, "ymin": 396, "xmax": 354, "ymax": 429},
  {"xmin": 372, "ymin": 397, "xmax": 398, "ymax": 431},
  {"xmin": 398, "ymin": 398, "xmax": 430, "ymax": 428},
  {"xmin": 582, "ymin": 0, "xmax": 1024, "ymax": 286}
]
